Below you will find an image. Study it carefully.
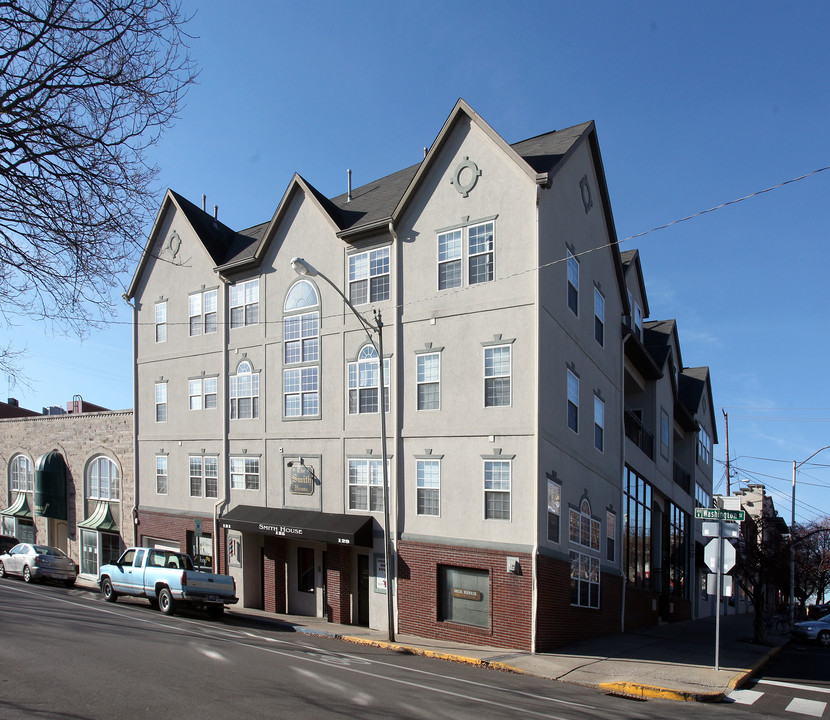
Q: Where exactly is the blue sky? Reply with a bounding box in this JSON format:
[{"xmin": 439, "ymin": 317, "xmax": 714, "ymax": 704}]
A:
[{"xmin": 9, "ymin": 2, "xmax": 830, "ymax": 523}]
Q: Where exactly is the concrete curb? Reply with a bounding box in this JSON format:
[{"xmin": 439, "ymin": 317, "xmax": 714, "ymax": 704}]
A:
[
  {"xmin": 598, "ymin": 681, "xmax": 723, "ymax": 703},
  {"xmin": 726, "ymin": 644, "xmax": 783, "ymax": 692}
]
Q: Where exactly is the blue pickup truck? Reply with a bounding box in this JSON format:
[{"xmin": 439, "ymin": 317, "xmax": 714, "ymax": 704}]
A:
[{"xmin": 98, "ymin": 547, "xmax": 237, "ymax": 618}]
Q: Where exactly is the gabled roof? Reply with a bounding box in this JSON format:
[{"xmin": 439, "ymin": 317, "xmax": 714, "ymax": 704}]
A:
[
  {"xmin": 620, "ymin": 249, "xmax": 650, "ymax": 318},
  {"xmin": 680, "ymin": 367, "xmax": 719, "ymax": 444},
  {"xmin": 643, "ymin": 319, "xmax": 683, "ymax": 373}
]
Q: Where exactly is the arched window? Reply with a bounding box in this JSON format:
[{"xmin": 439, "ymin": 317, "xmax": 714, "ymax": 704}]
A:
[
  {"xmin": 86, "ymin": 456, "xmax": 120, "ymax": 502},
  {"xmin": 348, "ymin": 344, "xmax": 389, "ymax": 414},
  {"xmin": 9, "ymin": 455, "xmax": 34, "ymax": 492},
  {"xmin": 230, "ymin": 360, "xmax": 260, "ymax": 419},
  {"xmin": 283, "ymin": 280, "xmax": 319, "ymax": 417}
]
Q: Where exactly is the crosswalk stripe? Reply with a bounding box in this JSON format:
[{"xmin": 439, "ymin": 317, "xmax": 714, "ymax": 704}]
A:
[
  {"xmin": 786, "ymin": 697, "xmax": 827, "ymax": 717},
  {"xmin": 729, "ymin": 689, "xmax": 764, "ymax": 705}
]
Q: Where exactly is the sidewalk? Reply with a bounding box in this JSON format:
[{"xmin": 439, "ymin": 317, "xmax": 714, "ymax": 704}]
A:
[{"xmin": 75, "ymin": 577, "xmax": 785, "ymax": 702}]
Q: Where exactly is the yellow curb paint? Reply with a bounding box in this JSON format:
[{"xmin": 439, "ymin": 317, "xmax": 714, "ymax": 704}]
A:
[{"xmin": 599, "ymin": 681, "xmax": 723, "ymax": 703}]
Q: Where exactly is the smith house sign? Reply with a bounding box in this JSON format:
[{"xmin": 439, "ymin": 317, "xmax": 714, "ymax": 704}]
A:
[{"xmin": 289, "ymin": 465, "xmax": 314, "ymax": 496}]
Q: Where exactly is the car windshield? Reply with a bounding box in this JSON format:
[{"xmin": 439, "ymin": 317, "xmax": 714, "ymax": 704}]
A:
[{"xmin": 32, "ymin": 546, "xmax": 66, "ymax": 557}]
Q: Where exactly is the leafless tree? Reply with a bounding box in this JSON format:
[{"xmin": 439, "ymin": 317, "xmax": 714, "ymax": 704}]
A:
[{"xmin": 0, "ymin": 0, "xmax": 197, "ymax": 379}]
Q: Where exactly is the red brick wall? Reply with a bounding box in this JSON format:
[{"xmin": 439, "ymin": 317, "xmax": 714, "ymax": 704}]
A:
[
  {"xmin": 535, "ymin": 553, "xmax": 623, "ymax": 650},
  {"xmin": 397, "ymin": 540, "xmax": 532, "ymax": 651},
  {"xmin": 623, "ymin": 585, "xmax": 660, "ymax": 630},
  {"xmin": 325, "ymin": 545, "xmax": 352, "ymax": 623},
  {"xmin": 262, "ymin": 536, "xmax": 286, "ymax": 613}
]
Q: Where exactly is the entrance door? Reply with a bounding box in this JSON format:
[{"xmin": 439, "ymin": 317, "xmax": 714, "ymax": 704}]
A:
[
  {"xmin": 49, "ymin": 519, "xmax": 68, "ymax": 553},
  {"xmin": 357, "ymin": 555, "xmax": 369, "ymax": 627}
]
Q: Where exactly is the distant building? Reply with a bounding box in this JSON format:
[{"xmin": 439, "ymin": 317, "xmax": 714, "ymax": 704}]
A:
[
  {"xmin": 125, "ymin": 100, "xmax": 717, "ymax": 650},
  {"xmin": 0, "ymin": 397, "xmax": 40, "ymax": 419}
]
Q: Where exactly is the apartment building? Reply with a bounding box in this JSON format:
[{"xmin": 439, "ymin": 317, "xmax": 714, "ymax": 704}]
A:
[{"xmin": 125, "ymin": 100, "xmax": 717, "ymax": 650}]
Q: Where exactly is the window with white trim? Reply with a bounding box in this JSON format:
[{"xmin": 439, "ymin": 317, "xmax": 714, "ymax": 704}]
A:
[
  {"xmin": 660, "ymin": 407, "xmax": 670, "ymax": 458},
  {"xmin": 349, "ymin": 247, "xmax": 390, "ymax": 305},
  {"xmin": 547, "ymin": 478, "xmax": 561, "ymax": 543},
  {"xmin": 86, "ymin": 456, "xmax": 120, "ymax": 501},
  {"xmin": 189, "ymin": 456, "xmax": 218, "ymax": 498},
  {"xmin": 569, "ymin": 498, "xmax": 600, "ymax": 608},
  {"xmin": 230, "ymin": 278, "xmax": 259, "ymax": 328},
  {"xmin": 484, "ymin": 460, "xmax": 511, "ymax": 520},
  {"xmin": 606, "ymin": 510, "xmax": 616, "ymax": 562},
  {"xmin": 567, "ymin": 250, "xmax": 579, "ymax": 315},
  {"xmin": 155, "ymin": 382, "xmax": 167, "ymax": 423},
  {"xmin": 697, "ymin": 427, "xmax": 712, "ymax": 465},
  {"xmin": 230, "ymin": 360, "xmax": 259, "ymax": 419},
  {"xmin": 594, "ymin": 395, "xmax": 605, "ymax": 451},
  {"xmin": 348, "ymin": 458, "xmax": 385, "ymax": 512},
  {"xmin": 484, "ymin": 345, "xmax": 511, "ymax": 407},
  {"xmin": 416, "ymin": 459, "xmax": 440, "ymax": 516},
  {"xmin": 634, "ymin": 301, "xmax": 643, "ymax": 340},
  {"xmin": 348, "ymin": 345, "xmax": 389, "ymax": 414},
  {"xmin": 155, "ymin": 301, "xmax": 167, "ymax": 343},
  {"xmin": 567, "ymin": 369, "xmax": 579, "ymax": 432},
  {"xmin": 9, "ymin": 455, "xmax": 34, "ymax": 492},
  {"xmin": 189, "ymin": 289, "xmax": 217, "ymax": 336},
  {"xmin": 437, "ymin": 221, "xmax": 494, "ymax": 290},
  {"xmin": 156, "ymin": 456, "xmax": 168, "ymax": 495},
  {"xmin": 230, "ymin": 457, "xmax": 260, "ymax": 490},
  {"xmin": 283, "ymin": 280, "xmax": 319, "ymax": 418},
  {"xmin": 189, "ymin": 377, "xmax": 217, "ymax": 410},
  {"xmin": 416, "ymin": 352, "xmax": 440, "ymax": 411},
  {"xmin": 594, "ymin": 288, "xmax": 604, "ymax": 346}
]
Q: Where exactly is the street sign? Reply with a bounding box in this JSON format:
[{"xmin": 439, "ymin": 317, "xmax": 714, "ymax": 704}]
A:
[
  {"xmin": 702, "ymin": 521, "xmax": 740, "ymax": 538},
  {"xmin": 194, "ymin": 518, "xmax": 202, "ymax": 537},
  {"xmin": 695, "ymin": 508, "xmax": 745, "ymax": 522},
  {"xmin": 704, "ymin": 538, "xmax": 736, "ymax": 573},
  {"xmin": 707, "ymin": 573, "xmax": 733, "ymax": 597}
]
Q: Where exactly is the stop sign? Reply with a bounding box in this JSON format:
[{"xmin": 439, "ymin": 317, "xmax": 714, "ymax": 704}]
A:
[{"xmin": 704, "ymin": 538, "xmax": 736, "ymax": 573}]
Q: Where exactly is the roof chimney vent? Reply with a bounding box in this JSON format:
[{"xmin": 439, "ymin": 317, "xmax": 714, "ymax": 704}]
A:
[
  {"xmin": 424, "ymin": 147, "xmax": 428, "ymax": 158},
  {"xmin": 347, "ymin": 169, "xmax": 352, "ymax": 203},
  {"xmin": 202, "ymin": 194, "xmax": 206, "ymax": 212},
  {"xmin": 213, "ymin": 205, "xmax": 218, "ymax": 220}
]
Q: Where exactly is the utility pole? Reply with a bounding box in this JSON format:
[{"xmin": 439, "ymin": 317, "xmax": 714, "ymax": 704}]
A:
[{"xmin": 723, "ymin": 409, "xmax": 731, "ymax": 496}]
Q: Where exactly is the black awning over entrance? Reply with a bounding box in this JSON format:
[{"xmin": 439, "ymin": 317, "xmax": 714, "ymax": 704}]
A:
[{"xmin": 220, "ymin": 505, "xmax": 374, "ymax": 548}]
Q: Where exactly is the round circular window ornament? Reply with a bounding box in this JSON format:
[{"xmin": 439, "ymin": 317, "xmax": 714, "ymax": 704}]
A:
[
  {"xmin": 450, "ymin": 156, "xmax": 482, "ymax": 198},
  {"xmin": 168, "ymin": 230, "xmax": 181, "ymax": 258}
]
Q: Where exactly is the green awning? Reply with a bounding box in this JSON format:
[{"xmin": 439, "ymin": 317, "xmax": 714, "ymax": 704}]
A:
[
  {"xmin": 35, "ymin": 450, "xmax": 68, "ymax": 520},
  {"xmin": 78, "ymin": 502, "xmax": 119, "ymax": 532},
  {"xmin": 0, "ymin": 493, "xmax": 32, "ymax": 518}
]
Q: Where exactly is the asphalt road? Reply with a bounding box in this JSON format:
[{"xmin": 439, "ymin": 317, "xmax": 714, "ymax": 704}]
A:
[{"xmin": 0, "ymin": 577, "xmax": 810, "ymax": 719}]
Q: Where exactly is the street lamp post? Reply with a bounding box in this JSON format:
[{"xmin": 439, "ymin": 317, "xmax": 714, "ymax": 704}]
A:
[
  {"xmin": 790, "ymin": 445, "xmax": 830, "ymax": 629},
  {"xmin": 290, "ymin": 257, "xmax": 395, "ymax": 642}
]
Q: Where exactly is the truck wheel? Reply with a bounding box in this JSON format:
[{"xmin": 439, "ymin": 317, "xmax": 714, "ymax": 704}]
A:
[
  {"xmin": 23, "ymin": 565, "xmax": 33, "ymax": 583},
  {"xmin": 207, "ymin": 605, "xmax": 224, "ymax": 620},
  {"xmin": 101, "ymin": 577, "xmax": 119, "ymax": 603},
  {"xmin": 158, "ymin": 587, "xmax": 175, "ymax": 615}
]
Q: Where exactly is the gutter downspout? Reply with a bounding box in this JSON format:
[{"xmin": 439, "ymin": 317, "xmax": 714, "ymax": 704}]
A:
[
  {"xmin": 531, "ymin": 185, "xmax": 541, "ymax": 654},
  {"xmin": 214, "ymin": 274, "xmax": 230, "ymax": 573}
]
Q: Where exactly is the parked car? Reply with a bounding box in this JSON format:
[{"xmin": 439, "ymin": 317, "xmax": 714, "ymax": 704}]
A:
[
  {"xmin": 0, "ymin": 543, "xmax": 78, "ymax": 587},
  {"xmin": 792, "ymin": 614, "xmax": 830, "ymax": 647},
  {"xmin": 808, "ymin": 602, "xmax": 830, "ymax": 619},
  {"xmin": 0, "ymin": 535, "xmax": 18, "ymax": 554}
]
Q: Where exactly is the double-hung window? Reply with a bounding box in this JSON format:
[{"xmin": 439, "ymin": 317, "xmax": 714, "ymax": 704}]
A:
[
  {"xmin": 348, "ymin": 458, "xmax": 385, "ymax": 512},
  {"xmin": 87, "ymin": 457, "xmax": 120, "ymax": 501},
  {"xmin": 416, "ymin": 459, "xmax": 440, "ymax": 516},
  {"xmin": 230, "ymin": 361, "xmax": 259, "ymax": 419},
  {"xmin": 437, "ymin": 220, "xmax": 494, "ymax": 290},
  {"xmin": 348, "ymin": 345, "xmax": 389, "ymax": 414},
  {"xmin": 349, "ymin": 248, "xmax": 390, "ymax": 305},
  {"xmin": 283, "ymin": 280, "xmax": 320, "ymax": 417},
  {"xmin": 569, "ymin": 499, "xmax": 600, "ymax": 608},
  {"xmin": 155, "ymin": 382, "xmax": 167, "ymax": 423},
  {"xmin": 547, "ymin": 478, "xmax": 561, "ymax": 543},
  {"xmin": 230, "ymin": 457, "xmax": 260, "ymax": 490},
  {"xmin": 594, "ymin": 288, "xmax": 605, "ymax": 345},
  {"xmin": 189, "ymin": 377, "xmax": 217, "ymax": 410},
  {"xmin": 416, "ymin": 352, "xmax": 440, "ymax": 410},
  {"xmin": 567, "ymin": 370, "xmax": 579, "ymax": 432},
  {"xmin": 484, "ymin": 345, "xmax": 511, "ymax": 407},
  {"xmin": 484, "ymin": 460, "xmax": 511, "ymax": 520},
  {"xmin": 230, "ymin": 278, "xmax": 259, "ymax": 328},
  {"xmin": 189, "ymin": 289, "xmax": 218, "ymax": 336},
  {"xmin": 155, "ymin": 456, "xmax": 168, "ymax": 495},
  {"xmin": 594, "ymin": 395, "xmax": 605, "ymax": 451},
  {"xmin": 155, "ymin": 301, "xmax": 167, "ymax": 343},
  {"xmin": 190, "ymin": 456, "xmax": 218, "ymax": 498},
  {"xmin": 567, "ymin": 250, "xmax": 579, "ymax": 315}
]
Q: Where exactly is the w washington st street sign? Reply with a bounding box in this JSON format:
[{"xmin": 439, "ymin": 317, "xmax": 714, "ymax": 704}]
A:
[{"xmin": 694, "ymin": 507, "xmax": 745, "ymax": 522}]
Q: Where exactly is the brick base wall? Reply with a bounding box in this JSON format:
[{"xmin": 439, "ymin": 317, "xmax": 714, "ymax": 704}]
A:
[
  {"xmin": 397, "ymin": 540, "xmax": 532, "ymax": 651},
  {"xmin": 325, "ymin": 545, "xmax": 352, "ymax": 623},
  {"xmin": 262, "ymin": 536, "xmax": 286, "ymax": 613}
]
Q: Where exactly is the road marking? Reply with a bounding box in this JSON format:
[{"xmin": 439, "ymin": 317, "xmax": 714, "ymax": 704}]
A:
[
  {"xmin": 728, "ymin": 688, "xmax": 763, "ymax": 705},
  {"xmin": 786, "ymin": 698, "xmax": 827, "ymax": 717},
  {"xmin": 758, "ymin": 679, "xmax": 830, "ymax": 695}
]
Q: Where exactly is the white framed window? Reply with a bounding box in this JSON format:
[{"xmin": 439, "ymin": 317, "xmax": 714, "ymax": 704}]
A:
[
  {"xmin": 348, "ymin": 345, "xmax": 389, "ymax": 414},
  {"xmin": 189, "ymin": 456, "xmax": 218, "ymax": 498},
  {"xmin": 547, "ymin": 478, "xmax": 561, "ymax": 543},
  {"xmin": 437, "ymin": 220, "xmax": 494, "ymax": 290},
  {"xmin": 660, "ymin": 407, "xmax": 670, "ymax": 458},
  {"xmin": 594, "ymin": 395, "xmax": 605, "ymax": 452},
  {"xmin": 189, "ymin": 289, "xmax": 218, "ymax": 336},
  {"xmin": 416, "ymin": 459, "xmax": 440, "ymax": 516},
  {"xmin": 567, "ymin": 369, "xmax": 579, "ymax": 432},
  {"xmin": 284, "ymin": 280, "xmax": 319, "ymax": 418},
  {"xmin": 697, "ymin": 427, "xmax": 712, "ymax": 465},
  {"xmin": 230, "ymin": 278, "xmax": 259, "ymax": 328},
  {"xmin": 230, "ymin": 457, "xmax": 260, "ymax": 490},
  {"xmin": 569, "ymin": 499, "xmax": 601, "ymax": 551},
  {"xmin": 9, "ymin": 455, "xmax": 34, "ymax": 492},
  {"xmin": 570, "ymin": 551, "xmax": 600, "ymax": 609},
  {"xmin": 594, "ymin": 288, "xmax": 604, "ymax": 346},
  {"xmin": 606, "ymin": 510, "xmax": 616, "ymax": 562},
  {"xmin": 86, "ymin": 456, "xmax": 120, "ymax": 501},
  {"xmin": 484, "ymin": 460, "xmax": 511, "ymax": 520},
  {"xmin": 188, "ymin": 377, "xmax": 217, "ymax": 411},
  {"xmin": 348, "ymin": 458, "xmax": 385, "ymax": 512},
  {"xmin": 634, "ymin": 301, "xmax": 643, "ymax": 340},
  {"xmin": 484, "ymin": 345, "xmax": 511, "ymax": 407},
  {"xmin": 155, "ymin": 382, "xmax": 167, "ymax": 423},
  {"xmin": 155, "ymin": 301, "xmax": 167, "ymax": 343},
  {"xmin": 416, "ymin": 352, "xmax": 440, "ymax": 410},
  {"xmin": 349, "ymin": 247, "xmax": 390, "ymax": 305},
  {"xmin": 156, "ymin": 456, "xmax": 168, "ymax": 495},
  {"xmin": 567, "ymin": 250, "xmax": 579, "ymax": 315},
  {"xmin": 230, "ymin": 360, "xmax": 259, "ymax": 419}
]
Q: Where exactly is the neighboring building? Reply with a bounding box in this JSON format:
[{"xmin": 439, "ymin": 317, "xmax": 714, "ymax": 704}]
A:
[
  {"xmin": 0, "ymin": 404, "xmax": 134, "ymax": 577},
  {"xmin": 0, "ymin": 397, "xmax": 40, "ymax": 419},
  {"xmin": 126, "ymin": 99, "xmax": 717, "ymax": 650}
]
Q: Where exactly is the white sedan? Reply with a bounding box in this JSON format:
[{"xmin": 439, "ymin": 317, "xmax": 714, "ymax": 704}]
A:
[{"xmin": 0, "ymin": 543, "xmax": 78, "ymax": 587}]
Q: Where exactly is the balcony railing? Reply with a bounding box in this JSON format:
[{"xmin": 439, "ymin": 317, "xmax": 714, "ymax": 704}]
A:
[
  {"xmin": 624, "ymin": 408, "xmax": 654, "ymax": 459},
  {"xmin": 673, "ymin": 460, "xmax": 691, "ymax": 494}
]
